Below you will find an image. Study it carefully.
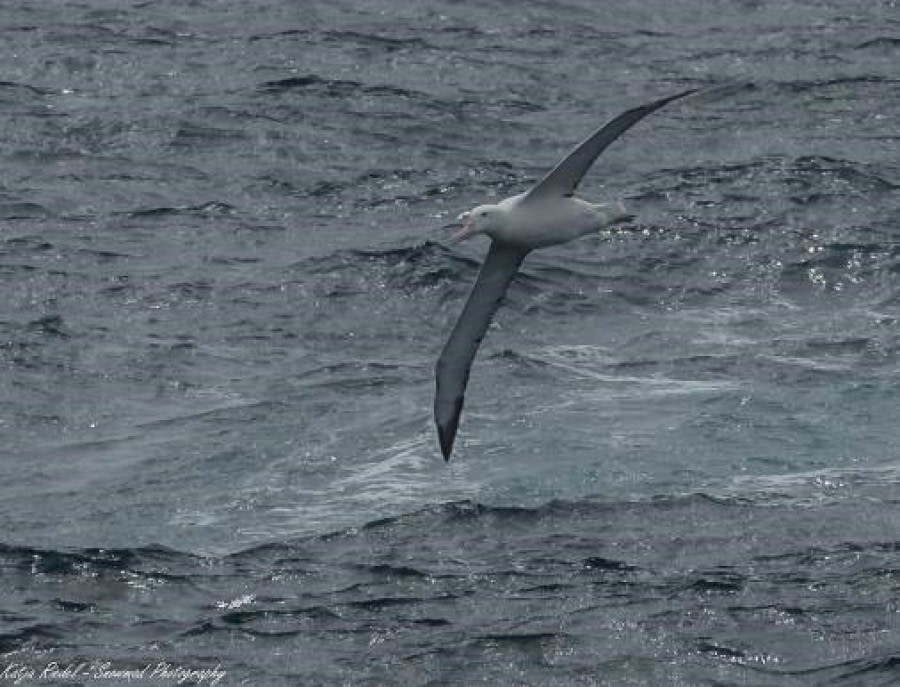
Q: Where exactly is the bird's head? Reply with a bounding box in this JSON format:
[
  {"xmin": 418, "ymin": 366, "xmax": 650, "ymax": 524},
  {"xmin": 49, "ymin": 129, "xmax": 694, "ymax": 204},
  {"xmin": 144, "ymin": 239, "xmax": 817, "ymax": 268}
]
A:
[{"xmin": 453, "ymin": 204, "xmax": 504, "ymax": 242}]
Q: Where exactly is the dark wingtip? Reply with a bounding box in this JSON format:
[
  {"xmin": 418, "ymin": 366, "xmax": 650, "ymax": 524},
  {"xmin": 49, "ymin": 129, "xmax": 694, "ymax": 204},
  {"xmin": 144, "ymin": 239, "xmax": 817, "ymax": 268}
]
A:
[
  {"xmin": 438, "ymin": 423, "xmax": 456, "ymax": 461},
  {"xmin": 435, "ymin": 395, "xmax": 464, "ymax": 461},
  {"xmin": 654, "ymin": 87, "xmax": 701, "ymax": 109}
]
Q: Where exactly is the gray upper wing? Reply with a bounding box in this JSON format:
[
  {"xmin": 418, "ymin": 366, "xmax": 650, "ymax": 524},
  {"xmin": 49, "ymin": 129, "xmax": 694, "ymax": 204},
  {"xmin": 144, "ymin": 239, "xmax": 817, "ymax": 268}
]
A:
[
  {"xmin": 522, "ymin": 88, "xmax": 698, "ymax": 202},
  {"xmin": 434, "ymin": 242, "xmax": 530, "ymax": 460}
]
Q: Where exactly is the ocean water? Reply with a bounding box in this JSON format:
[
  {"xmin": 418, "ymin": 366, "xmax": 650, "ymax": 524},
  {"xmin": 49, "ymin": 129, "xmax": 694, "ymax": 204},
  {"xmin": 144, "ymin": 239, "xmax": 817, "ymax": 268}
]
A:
[{"xmin": 1, "ymin": 0, "xmax": 898, "ymax": 684}]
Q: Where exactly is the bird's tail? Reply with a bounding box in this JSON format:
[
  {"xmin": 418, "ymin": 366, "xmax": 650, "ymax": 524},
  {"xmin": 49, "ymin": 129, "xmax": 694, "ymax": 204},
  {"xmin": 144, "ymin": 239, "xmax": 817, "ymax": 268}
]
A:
[{"xmin": 596, "ymin": 200, "xmax": 635, "ymax": 225}]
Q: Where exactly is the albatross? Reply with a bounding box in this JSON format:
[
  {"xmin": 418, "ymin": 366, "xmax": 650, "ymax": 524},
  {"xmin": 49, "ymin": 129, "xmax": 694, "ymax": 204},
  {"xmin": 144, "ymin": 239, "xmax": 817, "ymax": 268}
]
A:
[{"xmin": 434, "ymin": 88, "xmax": 698, "ymax": 460}]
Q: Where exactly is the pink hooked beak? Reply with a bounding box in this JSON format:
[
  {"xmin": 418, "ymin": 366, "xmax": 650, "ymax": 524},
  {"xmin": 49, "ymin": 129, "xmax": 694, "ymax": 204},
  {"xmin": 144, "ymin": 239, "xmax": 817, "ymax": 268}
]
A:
[{"xmin": 452, "ymin": 212, "xmax": 475, "ymax": 243}]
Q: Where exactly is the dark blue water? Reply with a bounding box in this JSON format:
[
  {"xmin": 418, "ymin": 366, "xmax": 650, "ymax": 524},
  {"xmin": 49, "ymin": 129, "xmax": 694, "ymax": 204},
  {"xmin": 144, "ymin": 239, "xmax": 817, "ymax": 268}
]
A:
[{"xmin": 1, "ymin": 0, "xmax": 898, "ymax": 684}]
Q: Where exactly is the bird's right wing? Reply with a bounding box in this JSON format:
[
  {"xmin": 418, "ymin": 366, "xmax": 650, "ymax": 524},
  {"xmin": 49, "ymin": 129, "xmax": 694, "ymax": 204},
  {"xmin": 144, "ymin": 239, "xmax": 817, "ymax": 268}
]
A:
[
  {"xmin": 522, "ymin": 88, "xmax": 698, "ymax": 202},
  {"xmin": 434, "ymin": 241, "xmax": 530, "ymax": 460}
]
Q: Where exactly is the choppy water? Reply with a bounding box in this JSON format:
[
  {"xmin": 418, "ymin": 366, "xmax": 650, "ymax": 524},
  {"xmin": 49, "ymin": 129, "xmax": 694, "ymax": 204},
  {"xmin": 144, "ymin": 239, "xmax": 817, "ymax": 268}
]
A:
[{"xmin": 1, "ymin": 0, "xmax": 898, "ymax": 684}]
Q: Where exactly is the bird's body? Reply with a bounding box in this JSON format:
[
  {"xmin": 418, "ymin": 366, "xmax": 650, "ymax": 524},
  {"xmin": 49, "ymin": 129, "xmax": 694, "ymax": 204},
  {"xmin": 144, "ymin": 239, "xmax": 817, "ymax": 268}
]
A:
[
  {"xmin": 434, "ymin": 88, "xmax": 699, "ymax": 460},
  {"xmin": 481, "ymin": 194, "xmax": 631, "ymax": 248}
]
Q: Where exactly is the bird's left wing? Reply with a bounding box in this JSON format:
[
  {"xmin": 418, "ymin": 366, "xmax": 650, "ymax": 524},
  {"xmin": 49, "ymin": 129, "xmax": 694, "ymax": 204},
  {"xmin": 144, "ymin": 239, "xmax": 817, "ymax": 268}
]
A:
[
  {"xmin": 523, "ymin": 88, "xmax": 698, "ymax": 202},
  {"xmin": 434, "ymin": 241, "xmax": 530, "ymax": 460}
]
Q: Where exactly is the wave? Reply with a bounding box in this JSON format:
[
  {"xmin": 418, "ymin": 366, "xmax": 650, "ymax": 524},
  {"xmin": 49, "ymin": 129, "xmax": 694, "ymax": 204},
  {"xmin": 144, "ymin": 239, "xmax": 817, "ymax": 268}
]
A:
[
  {"xmin": 259, "ymin": 73, "xmax": 443, "ymax": 111},
  {"xmin": 779, "ymin": 75, "xmax": 900, "ymax": 94},
  {"xmin": 0, "ymin": 542, "xmax": 195, "ymax": 575},
  {"xmin": 296, "ymin": 360, "xmax": 417, "ymax": 391},
  {"xmin": 299, "ymin": 240, "xmax": 482, "ymax": 297},
  {"xmin": 6, "ymin": 480, "xmax": 895, "ymax": 565},
  {"xmin": 3, "ymin": 480, "xmax": 896, "ymax": 682},
  {"xmin": 655, "ymin": 155, "xmax": 897, "ymax": 198},
  {"xmin": 854, "ymin": 36, "xmax": 900, "ymax": 51},
  {"xmin": 125, "ymin": 201, "xmax": 237, "ymax": 219},
  {"xmin": 0, "ymin": 201, "xmax": 53, "ymax": 220}
]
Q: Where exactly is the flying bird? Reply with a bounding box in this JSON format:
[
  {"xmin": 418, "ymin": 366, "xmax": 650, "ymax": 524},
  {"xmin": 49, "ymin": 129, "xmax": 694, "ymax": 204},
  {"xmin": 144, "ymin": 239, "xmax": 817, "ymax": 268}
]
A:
[{"xmin": 434, "ymin": 88, "xmax": 698, "ymax": 460}]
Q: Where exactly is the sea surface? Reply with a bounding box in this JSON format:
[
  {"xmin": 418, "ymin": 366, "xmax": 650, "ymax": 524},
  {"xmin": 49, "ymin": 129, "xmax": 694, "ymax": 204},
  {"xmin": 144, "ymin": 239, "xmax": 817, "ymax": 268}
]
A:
[{"xmin": 1, "ymin": 0, "xmax": 898, "ymax": 684}]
